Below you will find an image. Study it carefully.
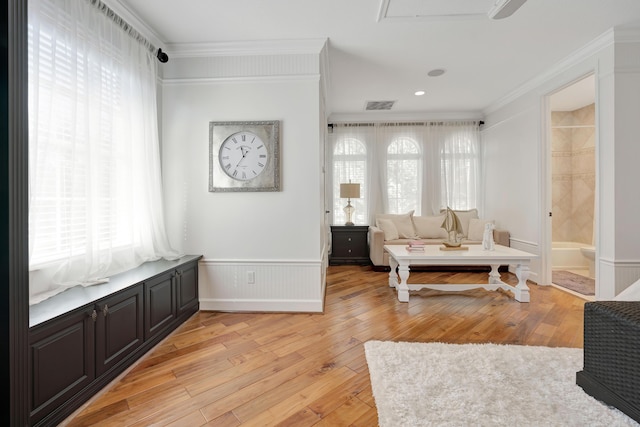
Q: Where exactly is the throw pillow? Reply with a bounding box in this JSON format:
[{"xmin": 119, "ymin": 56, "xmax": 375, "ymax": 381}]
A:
[
  {"xmin": 413, "ymin": 215, "xmax": 448, "ymax": 239},
  {"xmin": 440, "ymin": 208, "xmax": 478, "ymax": 237},
  {"xmin": 375, "ymin": 210, "xmax": 417, "ymax": 239},
  {"xmin": 378, "ymin": 218, "xmax": 399, "ymax": 240},
  {"xmin": 468, "ymin": 218, "xmax": 495, "ymax": 241}
]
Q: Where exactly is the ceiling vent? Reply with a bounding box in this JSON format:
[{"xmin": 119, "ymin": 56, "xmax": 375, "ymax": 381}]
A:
[{"xmin": 366, "ymin": 100, "xmax": 396, "ymax": 111}]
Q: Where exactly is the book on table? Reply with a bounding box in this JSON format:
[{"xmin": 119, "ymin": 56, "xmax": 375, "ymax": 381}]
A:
[{"xmin": 407, "ymin": 240, "xmax": 426, "ymax": 251}]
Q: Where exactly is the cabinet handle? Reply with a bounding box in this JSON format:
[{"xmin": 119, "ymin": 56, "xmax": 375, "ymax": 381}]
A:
[
  {"xmin": 102, "ymin": 304, "xmax": 109, "ymax": 317},
  {"xmin": 348, "ymin": 249, "xmax": 352, "ymax": 253},
  {"xmin": 90, "ymin": 309, "xmax": 97, "ymax": 322},
  {"xmin": 348, "ymin": 237, "xmax": 352, "ymax": 241}
]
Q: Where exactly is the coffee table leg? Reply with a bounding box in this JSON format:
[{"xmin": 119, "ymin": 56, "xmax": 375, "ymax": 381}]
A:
[
  {"xmin": 514, "ymin": 263, "xmax": 531, "ymax": 302},
  {"xmin": 388, "ymin": 257, "xmax": 399, "ymax": 288},
  {"xmin": 397, "ymin": 264, "xmax": 410, "ymax": 302},
  {"xmin": 489, "ymin": 264, "xmax": 500, "ymax": 284}
]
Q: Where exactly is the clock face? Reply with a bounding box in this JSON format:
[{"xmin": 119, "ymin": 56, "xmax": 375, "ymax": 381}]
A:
[{"xmin": 218, "ymin": 131, "xmax": 269, "ymax": 181}]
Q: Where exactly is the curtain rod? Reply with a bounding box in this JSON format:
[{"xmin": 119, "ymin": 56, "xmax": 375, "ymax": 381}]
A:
[
  {"xmin": 329, "ymin": 120, "xmax": 484, "ymax": 128},
  {"xmin": 86, "ymin": 0, "xmax": 169, "ymax": 63}
]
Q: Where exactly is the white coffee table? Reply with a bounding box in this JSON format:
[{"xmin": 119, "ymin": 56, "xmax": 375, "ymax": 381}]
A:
[{"xmin": 384, "ymin": 244, "xmax": 537, "ymax": 303}]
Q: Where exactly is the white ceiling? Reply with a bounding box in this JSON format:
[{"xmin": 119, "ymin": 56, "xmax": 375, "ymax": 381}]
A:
[{"xmin": 115, "ymin": 0, "xmax": 640, "ymax": 118}]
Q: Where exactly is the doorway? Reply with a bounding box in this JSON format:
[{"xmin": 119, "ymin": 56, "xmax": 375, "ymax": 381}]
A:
[{"xmin": 547, "ymin": 74, "xmax": 596, "ymax": 300}]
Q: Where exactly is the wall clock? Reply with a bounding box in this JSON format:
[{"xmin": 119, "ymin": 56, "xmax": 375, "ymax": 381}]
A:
[{"xmin": 209, "ymin": 120, "xmax": 280, "ymax": 192}]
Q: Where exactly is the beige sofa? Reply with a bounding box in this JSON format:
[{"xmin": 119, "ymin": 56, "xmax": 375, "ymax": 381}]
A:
[{"xmin": 368, "ymin": 209, "xmax": 510, "ymax": 269}]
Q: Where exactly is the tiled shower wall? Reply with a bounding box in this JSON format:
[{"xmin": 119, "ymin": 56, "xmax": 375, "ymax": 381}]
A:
[{"xmin": 551, "ymin": 103, "xmax": 595, "ymax": 244}]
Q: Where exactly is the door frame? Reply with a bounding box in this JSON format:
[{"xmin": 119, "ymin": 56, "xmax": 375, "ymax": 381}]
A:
[{"xmin": 540, "ymin": 72, "xmax": 598, "ymax": 291}]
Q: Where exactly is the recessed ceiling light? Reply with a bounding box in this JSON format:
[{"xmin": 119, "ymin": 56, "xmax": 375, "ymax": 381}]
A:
[
  {"xmin": 415, "ymin": 90, "xmax": 425, "ymax": 96},
  {"xmin": 428, "ymin": 69, "xmax": 445, "ymax": 77}
]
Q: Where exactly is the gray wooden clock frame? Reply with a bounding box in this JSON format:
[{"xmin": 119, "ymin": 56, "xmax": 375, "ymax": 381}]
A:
[{"xmin": 209, "ymin": 120, "xmax": 280, "ymax": 192}]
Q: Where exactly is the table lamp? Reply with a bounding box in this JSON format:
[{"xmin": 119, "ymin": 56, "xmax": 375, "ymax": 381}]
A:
[{"xmin": 340, "ymin": 182, "xmax": 360, "ymax": 226}]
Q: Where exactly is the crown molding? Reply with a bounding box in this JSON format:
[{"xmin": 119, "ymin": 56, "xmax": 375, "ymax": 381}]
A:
[
  {"xmin": 612, "ymin": 25, "xmax": 640, "ymax": 43},
  {"xmin": 166, "ymin": 38, "xmax": 328, "ymax": 58},
  {"xmin": 105, "ymin": 0, "xmax": 166, "ymax": 49},
  {"xmin": 161, "ymin": 75, "xmax": 320, "ymax": 86},
  {"xmin": 484, "ymin": 28, "xmax": 616, "ymax": 115}
]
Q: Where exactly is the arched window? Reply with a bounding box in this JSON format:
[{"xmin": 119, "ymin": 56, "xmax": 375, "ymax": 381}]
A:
[
  {"xmin": 387, "ymin": 137, "xmax": 421, "ymax": 214},
  {"xmin": 333, "ymin": 138, "xmax": 367, "ymax": 225}
]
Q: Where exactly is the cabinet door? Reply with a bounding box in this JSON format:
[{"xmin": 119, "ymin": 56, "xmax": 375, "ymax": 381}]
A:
[
  {"xmin": 176, "ymin": 261, "xmax": 199, "ymax": 316},
  {"xmin": 29, "ymin": 308, "xmax": 95, "ymax": 425},
  {"xmin": 144, "ymin": 271, "xmax": 177, "ymax": 340},
  {"xmin": 95, "ymin": 285, "xmax": 144, "ymax": 376}
]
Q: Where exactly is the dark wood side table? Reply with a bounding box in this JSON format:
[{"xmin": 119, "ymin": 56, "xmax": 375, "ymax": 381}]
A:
[{"xmin": 330, "ymin": 225, "xmax": 370, "ymax": 265}]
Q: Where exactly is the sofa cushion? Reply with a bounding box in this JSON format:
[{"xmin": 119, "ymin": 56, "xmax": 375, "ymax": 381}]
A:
[
  {"xmin": 468, "ymin": 218, "xmax": 495, "ymax": 241},
  {"xmin": 375, "ymin": 210, "xmax": 417, "ymax": 239},
  {"xmin": 378, "ymin": 218, "xmax": 399, "ymax": 240},
  {"xmin": 440, "ymin": 208, "xmax": 478, "ymax": 237},
  {"xmin": 413, "ymin": 215, "xmax": 448, "ymax": 239}
]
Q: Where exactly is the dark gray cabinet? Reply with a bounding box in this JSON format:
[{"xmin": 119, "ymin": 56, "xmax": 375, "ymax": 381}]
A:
[
  {"xmin": 29, "ymin": 308, "xmax": 95, "ymax": 425},
  {"xmin": 177, "ymin": 262, "xmax": 199, "ymax": 316},
  {"xmin": 96, "ymin": 284, "xmax": 144, "ymax": 376},
  {"xmin": 144, "ymin": 271, "xmax": 176, "ymax": 340},
  {"xmin": 28, "ymin": 256, "xmax": 201, "ymax": 427},
  {"xmin": 330, "ymin": 225, "xmax": 370, "ymax": 265},
  {"xmin": 144, "ymin": 261, "xmax": 198, "ymax": 340}
]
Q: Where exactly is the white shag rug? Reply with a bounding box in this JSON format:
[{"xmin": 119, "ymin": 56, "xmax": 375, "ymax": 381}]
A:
[{"xmin": 364, "ymin": 341, "xmax": 638, "ymax": 427}]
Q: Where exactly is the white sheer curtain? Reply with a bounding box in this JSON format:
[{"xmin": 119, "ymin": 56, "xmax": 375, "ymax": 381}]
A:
[
  {"xmin": 28, "ymin": 0, "xmax": 180, "ymax": 304},
  {"xmin": 376, "ymin": 123, "xmax": 435, "ymax": 216},
  {"xmin": 329, "ymin": 121, "xmax": 481, "ymax": 224},
  {"xmin": 436, "ymin": 121, "xmax": 481, "ymax": 211},
  {"xmin": 329, "ymin": 124, "xmax": 376, "ymax": 225}
]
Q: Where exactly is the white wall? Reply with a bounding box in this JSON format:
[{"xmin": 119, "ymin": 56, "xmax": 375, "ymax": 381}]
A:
[
  {"xmin": 482, "ymin": 27, "xmax": 640, "ymax": 298},
  {"xmin": 482, "ymin": 99, "xmax": 542, "ymax": 281},
  {"xmin": 161, "ymin": 41, "xmax": 328, "ymax": 311}
]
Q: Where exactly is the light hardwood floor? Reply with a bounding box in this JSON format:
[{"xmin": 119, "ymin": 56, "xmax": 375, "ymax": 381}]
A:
[{"xmin": 62, "ymin": 265, "xmax": 586, "ymax": 426}]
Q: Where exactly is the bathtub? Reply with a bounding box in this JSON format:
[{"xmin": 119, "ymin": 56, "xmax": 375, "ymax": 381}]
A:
[{"xmin": 552, "ymin": 241, "xmax": 593, "ymax": 270}]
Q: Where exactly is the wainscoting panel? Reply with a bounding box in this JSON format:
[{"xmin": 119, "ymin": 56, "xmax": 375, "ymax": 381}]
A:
[
  {"xmin": 598, "ymin": 258, "xmax": 640, "ymax": 299},
  {"xmin": 198, "ymin": 259, "xmax": 325, "ymax": 312},
  {"xmin": 508, "ymin": 238, "xmax": 541, "ymax": 284}
]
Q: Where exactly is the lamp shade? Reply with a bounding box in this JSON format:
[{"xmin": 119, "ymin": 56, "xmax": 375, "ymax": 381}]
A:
[{"xmin": 340, "ymin": 183, "xmax": 360, "ymax": 199}]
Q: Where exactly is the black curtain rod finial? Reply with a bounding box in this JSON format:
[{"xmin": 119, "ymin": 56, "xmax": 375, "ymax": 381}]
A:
[{"xmin": 156, "ymin": 48, "xmax": 169, "ymax": 63}]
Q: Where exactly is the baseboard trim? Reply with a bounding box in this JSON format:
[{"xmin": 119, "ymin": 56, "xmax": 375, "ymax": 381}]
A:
[{"xmin": 199, "ymin": 298, "xmax": 323, "ymax": 313}]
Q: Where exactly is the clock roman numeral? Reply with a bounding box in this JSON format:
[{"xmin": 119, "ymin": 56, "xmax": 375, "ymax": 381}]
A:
[
  {"xmin": 257, "ymin": 144, "xmax": 264, "ymax": 150},
  {"xmin": 233, "ymin": 170, "xmax": 238, "ymax": 177},
  {"xmin": 242, "ymin": 172, "xmax": 247, "ymax": 179},
  {"xmin": 241, "ymin": 134, "xmax": 246, "ymax": 142},
  {"xmin": 258, "ymin": 162, "xmax": 264, "ymax": 167},
  {"xmin": 224, "ymin": 163, "xmax": 231, "ymax": 170},
  {"xmin": 232, "ymin": 137, "xmax": 238, "ymax": 144},
  {"xmin": 259, "ymin": 154, "xmax": 266, "ymax": 158}
]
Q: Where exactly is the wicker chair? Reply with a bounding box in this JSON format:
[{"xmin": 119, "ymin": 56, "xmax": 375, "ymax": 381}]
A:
[{"xmin": 576, "ymin": 301, "xmax": 640, "ymax": 423}]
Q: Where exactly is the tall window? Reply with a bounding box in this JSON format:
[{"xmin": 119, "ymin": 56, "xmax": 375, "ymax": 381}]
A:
[
  {"xmin": 386, "ymin": 137, "xmax": 421, "ymax": 214},
  {"xmin": 28, "ymin": 0, "xmax": 178, "ymax": 303},
  {"xmin": 440, "ymin": 126, "xmax": 480, "ymax": 210},
  {"xmin": 332, "ymin": 138, "xmax": 367, "ymax": 225}
]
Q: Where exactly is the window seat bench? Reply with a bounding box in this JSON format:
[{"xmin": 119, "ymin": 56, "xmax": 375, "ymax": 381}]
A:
[{"xmin": 28, "ymin": 255, "xmax": 202, "ymax": 427}]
